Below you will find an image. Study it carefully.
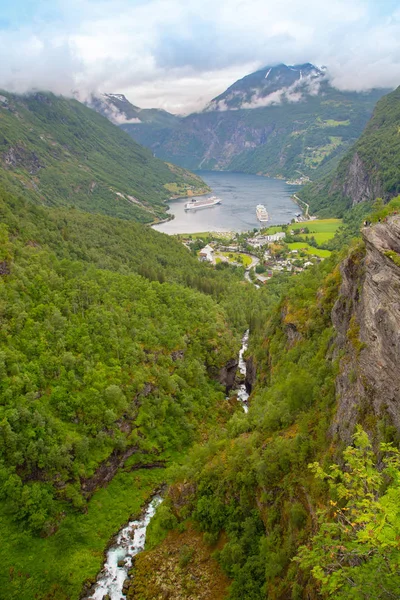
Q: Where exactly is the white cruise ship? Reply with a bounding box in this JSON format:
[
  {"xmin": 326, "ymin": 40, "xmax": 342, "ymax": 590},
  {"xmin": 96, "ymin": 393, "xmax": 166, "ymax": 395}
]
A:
[
  {"xmin": 256, "ymin": 204, "xmax": 269, "ymax": 222},
  {"xmin": 184, "ymin": 196, "xmax": 222, "ymax": 211}
]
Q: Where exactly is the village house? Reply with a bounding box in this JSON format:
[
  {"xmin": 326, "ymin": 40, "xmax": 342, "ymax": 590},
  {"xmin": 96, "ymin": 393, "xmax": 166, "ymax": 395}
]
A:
[{"xmin": 199, "ymin": 244, "xmax": 214, "ymax": 262}]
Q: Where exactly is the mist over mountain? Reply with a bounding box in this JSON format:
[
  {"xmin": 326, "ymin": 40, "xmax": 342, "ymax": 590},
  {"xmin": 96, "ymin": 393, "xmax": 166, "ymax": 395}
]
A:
[
  {"xmin": 98, "ymin": 63, "xmax": 390, "ymax": 180},
  {"xmin": 205, "ymin": 63, "xmax": 327, "ymax": 111}
]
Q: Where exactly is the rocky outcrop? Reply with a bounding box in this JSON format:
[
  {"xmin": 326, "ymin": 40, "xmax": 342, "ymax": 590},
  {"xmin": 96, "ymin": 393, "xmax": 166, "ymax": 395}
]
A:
[
  {"xmin": 217, "ymin": 358, "xmax": 238, "ymax": 394},
  {"xmin": 341, "ymin": 152, "xmax": 383, "ymax": 206},
  {"xmin": 331, "ymin": 215, "xmax": 400, "ymax": 443},
  {"xmin": 0, "ymin": 261, "xmax": 10, "ymax": 275},
  {"xmin": 244, "ymin": 355, "xmax": 257, "ymax": 393},
  {"xmin": 2, "ymin": 145, "xmax": 44, "ymax": 174}
]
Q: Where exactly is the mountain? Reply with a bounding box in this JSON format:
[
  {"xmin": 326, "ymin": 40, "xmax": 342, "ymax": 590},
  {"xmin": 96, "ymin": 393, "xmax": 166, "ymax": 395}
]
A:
[
  {"xmin": 0, "ymin": 91, "xmax": 207, "ymax": 223},
  {"xmin": 299, "ymin": 85, "xmax": 400, "ymax": 216},
  {"xmin": 2, "ymin": 133, "xmax": 400, "ymax": 598},
  {"xmin": 108, "ymin": 64, "xmax": 389, "ymax": 179},
  {"xmin": 88, "ymin": 92, "xmax": 180, "ymax": 128},
  {"xmin": 206, "ymin": 62, "xmax": 326, "ymax": 111}
]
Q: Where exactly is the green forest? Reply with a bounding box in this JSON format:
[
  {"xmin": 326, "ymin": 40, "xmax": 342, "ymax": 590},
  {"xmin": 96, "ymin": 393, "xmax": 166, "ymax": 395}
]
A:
[
  {"xmin": 0, "ymin": 92, "xmax": 208, "ymax": 223},
  {"xmin": 129, "ymin": 199, "xmax": 400, "ymax": 600},
  {"xmin": 1, "ymin": 85, "xmax": 400, "ymax": 600},
  {"xmin": 0, "ymin": 176, "xmax": 268, "ymax": 598}
]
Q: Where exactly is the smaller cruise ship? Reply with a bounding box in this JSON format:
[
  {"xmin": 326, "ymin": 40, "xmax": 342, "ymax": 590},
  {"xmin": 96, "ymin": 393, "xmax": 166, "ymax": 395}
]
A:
[
  {"xmin": 185, "ymin": 196, "xmax": 222, "ymax": 211},
  {"xmin": 256, "ymin": 204, "xmax": 269, "ymax": 222}
]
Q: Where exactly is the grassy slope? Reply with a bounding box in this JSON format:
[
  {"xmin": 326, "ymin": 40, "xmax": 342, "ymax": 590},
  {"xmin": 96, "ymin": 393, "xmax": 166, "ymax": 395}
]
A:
[
  {"xmin": 300, "ymin": 86, "xmax": 400, "ymax": 217},
  {"xmin": 264, "ymin": 219, "xmax": 342, "ymax": 257},
  {"xmin": 0, "ymin": 92, "xmax": 208, "ymax": 222}
]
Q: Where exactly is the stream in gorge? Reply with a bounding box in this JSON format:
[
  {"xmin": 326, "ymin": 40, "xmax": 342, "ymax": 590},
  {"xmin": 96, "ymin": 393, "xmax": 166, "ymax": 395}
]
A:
[
  {"xmin": 89, "ymin": 332, "xmax": 250, "ymax": 599},
  {"xmin": 90, "ymin": 495, "xmax": 163, "ymax": 600},
  {"xmin": 237, "ymin": 330, "xmax": 250, "ymax": 413}
]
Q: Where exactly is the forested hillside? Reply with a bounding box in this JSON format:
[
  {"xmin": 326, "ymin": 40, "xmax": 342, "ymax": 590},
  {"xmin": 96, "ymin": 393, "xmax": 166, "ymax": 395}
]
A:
[
  {"xmin": 300, "ymin": 86, "xmax": 400, "ymax": 216},
  {"xmin": 127, "ymin": 200, "xmax": 400, "ymax": 600},
  {"xmin": 0, "ymin": 92, "xmax": 207, "ymax": 223},
  {"xmin": 0, "ymin": 180, "xmax": 265, "ymax": 599},
  {"xmin": 1, "ymin": 92, "xmax": 400, "ymax": 600}
]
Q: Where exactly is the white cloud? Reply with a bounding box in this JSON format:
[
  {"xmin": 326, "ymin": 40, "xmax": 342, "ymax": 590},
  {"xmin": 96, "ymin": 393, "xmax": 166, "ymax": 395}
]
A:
[{"xmin": 0, "ymin": 0, "xmax": 399, "ymax": 112}]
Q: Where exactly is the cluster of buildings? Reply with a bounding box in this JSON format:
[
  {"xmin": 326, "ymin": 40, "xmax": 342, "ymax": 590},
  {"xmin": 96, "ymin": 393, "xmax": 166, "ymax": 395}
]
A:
[{"xmin": 247, "ymin": 231, "xmax": 286, "ymax": 248}]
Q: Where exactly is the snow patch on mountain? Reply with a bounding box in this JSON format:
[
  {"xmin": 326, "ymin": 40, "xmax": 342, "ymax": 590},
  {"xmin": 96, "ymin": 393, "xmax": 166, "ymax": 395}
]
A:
[{"xmin": 95, "ymin": 95, "xmax": 142, "ymax": 124}]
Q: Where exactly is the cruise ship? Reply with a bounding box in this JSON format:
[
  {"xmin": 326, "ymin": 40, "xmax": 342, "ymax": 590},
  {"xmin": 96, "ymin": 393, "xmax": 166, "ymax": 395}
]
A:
[
  {"xmin": 256, "ymin": 204, "xmax": 269, "ymax": 222},
  {"xmin": 184, "ymin": 196, "xmax": 222, "ymax": 211}
]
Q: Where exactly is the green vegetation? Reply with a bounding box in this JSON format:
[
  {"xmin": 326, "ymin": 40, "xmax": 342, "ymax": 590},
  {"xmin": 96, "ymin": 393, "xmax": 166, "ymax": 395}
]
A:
[
  {"xmin": 296, "ymin": 427, "xmax": 400, "ymax": 599},
  {"xmin": 301, "ymin": 86, "xmax": 400, "ymax": 217},
  {"xmin": 126, "ymin": 80, "xmax": 386, "ymax": 180},
  {"xmin": 0, "ymin": 91, "xmax": 208, "ymax": 223},
  {"xmin": 0, "ymin": 216, "xmax": 239, "ymax": 528},
  {"xmin": 0, "ymin": 177, "xmax": 268, "ymax": 597},
  {"xmin": 286, "ymin": 242, "xmax": 331, "ymax": 257},
  {"xmin": 220, "ymin": 252, "xmax": 253, "ymax": 267},
  {"xmin": 147, "ymin": 255, "xmax": 343, "ymax": 599},
  {"xmin": 318, "ymin": 119, "xmax": 350, "ymax": 127},
  {"xmin": 0, "ymin": 468, "xmax": 165, "ymax": 600},
  {"xmin": 266, "ymin": 219, "xmax": 343, "ymax": 257},
  {"xmin": 1, "ymin": 86, "xmax": 399, "ymax": 600}
]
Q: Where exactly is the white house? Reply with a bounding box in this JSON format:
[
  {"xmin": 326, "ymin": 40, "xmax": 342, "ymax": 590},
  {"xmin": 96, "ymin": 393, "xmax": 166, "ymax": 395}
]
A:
[{"xmin": 199, "ymin": 245, "xmax": 214, "ymax": 262}]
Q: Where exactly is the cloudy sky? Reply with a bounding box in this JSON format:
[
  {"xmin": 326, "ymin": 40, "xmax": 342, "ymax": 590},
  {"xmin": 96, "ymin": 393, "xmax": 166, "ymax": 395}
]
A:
[{"xmin": 1, "ymin": 0, "xmax": 400, "ymax": 113}]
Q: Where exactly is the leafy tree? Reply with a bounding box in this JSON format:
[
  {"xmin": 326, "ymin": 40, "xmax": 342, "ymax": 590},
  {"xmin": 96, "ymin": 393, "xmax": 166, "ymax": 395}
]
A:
[{"xmin": 296, "ymin": 426, "xmax": 400, "ymax": 599}]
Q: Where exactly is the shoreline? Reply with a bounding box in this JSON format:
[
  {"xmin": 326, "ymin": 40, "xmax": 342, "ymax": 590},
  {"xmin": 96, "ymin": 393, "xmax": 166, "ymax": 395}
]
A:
[{"xmin": 149, "ymin": 188, "xmax": 211, "ymax": 228}]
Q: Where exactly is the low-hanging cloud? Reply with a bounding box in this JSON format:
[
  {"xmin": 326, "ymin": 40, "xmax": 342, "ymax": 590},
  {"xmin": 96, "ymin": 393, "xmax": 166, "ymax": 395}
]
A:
[{"xmin": 0, "ymin": 0, "xmax": 399, "ymax": 113}]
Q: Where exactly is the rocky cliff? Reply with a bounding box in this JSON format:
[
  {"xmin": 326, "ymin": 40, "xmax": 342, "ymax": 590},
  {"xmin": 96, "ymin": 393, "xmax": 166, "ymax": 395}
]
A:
[
  {"xmin": 341, "ymin": 152, "xmax": 384, "ymax": 206},
  {"xmin": 332, "ymin": 215, "xmax": 400, "ymax": 443},
  {"xmin": 301, "ymin": 86, "xmax": 400, "ymax": 217}
]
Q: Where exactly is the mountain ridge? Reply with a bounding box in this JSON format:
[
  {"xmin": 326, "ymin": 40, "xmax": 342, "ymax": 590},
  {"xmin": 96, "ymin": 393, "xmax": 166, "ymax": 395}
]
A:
[
  {"xmin": 0, "ymin": 91, "xmax": 207, "ymax": 223},
  {"xmin": 299, "ymin": 85, "xmax": 400, "ymax": 216},
  {"xmin": 98, "ymin": 63, "xmax": 390, "ymax": 179}
]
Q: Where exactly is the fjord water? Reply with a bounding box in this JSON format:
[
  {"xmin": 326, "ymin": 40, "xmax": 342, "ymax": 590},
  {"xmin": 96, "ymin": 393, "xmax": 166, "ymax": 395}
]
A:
[{"xmin": 153, "ymin": 171, "xmax": 299, "ymax": 234}]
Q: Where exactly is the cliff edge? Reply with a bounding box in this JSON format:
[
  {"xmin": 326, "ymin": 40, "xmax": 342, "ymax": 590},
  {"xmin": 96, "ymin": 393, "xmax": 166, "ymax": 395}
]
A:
[{"xmin": 332, "ymin": 215, "xmax": 400, "ymax": 443}]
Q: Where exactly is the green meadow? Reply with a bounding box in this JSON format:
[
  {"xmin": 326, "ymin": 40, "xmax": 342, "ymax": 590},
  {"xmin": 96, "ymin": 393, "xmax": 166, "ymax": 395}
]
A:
[{"xmin": 287, "ymin": 242, "xmax": 331, "ymax": 257}]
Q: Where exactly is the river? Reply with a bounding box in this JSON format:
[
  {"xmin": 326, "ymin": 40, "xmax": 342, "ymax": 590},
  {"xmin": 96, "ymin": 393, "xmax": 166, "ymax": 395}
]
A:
[
  {"xmin": 237, "ymin": 330, "xmax": 250, "ymax": 413},
  {"xmin": 90, "ymin": 495, "xmax": 163, "ymax": 600},
  {"xmin": 89, "ymin": 333, "xmax": 251, "ymax": 599},
  {"xmin": 153, "ymin": 171, "xmax": 299, "ymax": 234}
]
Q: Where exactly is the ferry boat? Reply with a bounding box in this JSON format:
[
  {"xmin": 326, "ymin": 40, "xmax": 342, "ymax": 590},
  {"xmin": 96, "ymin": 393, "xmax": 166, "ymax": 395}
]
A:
[
  {"xmin": 256, "ymin": 204, "xmax": 269, "ymax": 222},
  {"xmin": 184, "ymin": 196, "xmax": 222, "ymax": 211}
]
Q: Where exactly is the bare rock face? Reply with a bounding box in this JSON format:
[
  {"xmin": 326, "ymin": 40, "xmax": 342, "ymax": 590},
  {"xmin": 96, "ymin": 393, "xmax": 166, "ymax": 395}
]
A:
[
  {"xmin": 342, "ymin": 152, "xmax": 383, "ymax": 206},
  {"xmin": 2, "ymin": 145, "xmax": 44, "ymax": 174},
  {"xmin": 218, "ymin": 358, "xmax": 238, "ymax": 394},
  {"xmin": 245, "ymin": 355, "xmax": 257, "ymax": 394},
  {"xmin": 331, "ymin": 215, "xmax": 400, "ymax": 443}
]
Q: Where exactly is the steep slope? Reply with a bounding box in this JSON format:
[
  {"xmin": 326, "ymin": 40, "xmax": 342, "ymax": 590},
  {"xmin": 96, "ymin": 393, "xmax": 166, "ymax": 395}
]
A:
[
  {"xmin": 0, "ymin": 178, "xmax": 262, "ymax": 599},
  {"xmin": 128, "ymin": 202, "xmax": 400, "ymax": 600},
  {"xmin": 88, "ymin": 93, "xmax": 180, "ymax": 127},
  {"xmin": 300, "ymin": 86, "xmax": 400, "ymax": 216},
  {"xmin": 115, "ymin": 64, "xmax": 388, "ymax": 179},
  {"xmin": 332, "ymin": 211, "xmax": 400, "ymax": 443},
  {"xmin": 0, "ymin": 92, "xmax": 207, "ymax": 223}
]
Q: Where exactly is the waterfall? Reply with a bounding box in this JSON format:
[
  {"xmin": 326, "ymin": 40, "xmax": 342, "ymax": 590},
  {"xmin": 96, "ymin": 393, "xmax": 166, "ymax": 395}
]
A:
[{"xmin": 237, "ymin": 330, "xmax": 249, "ymax": 413}]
